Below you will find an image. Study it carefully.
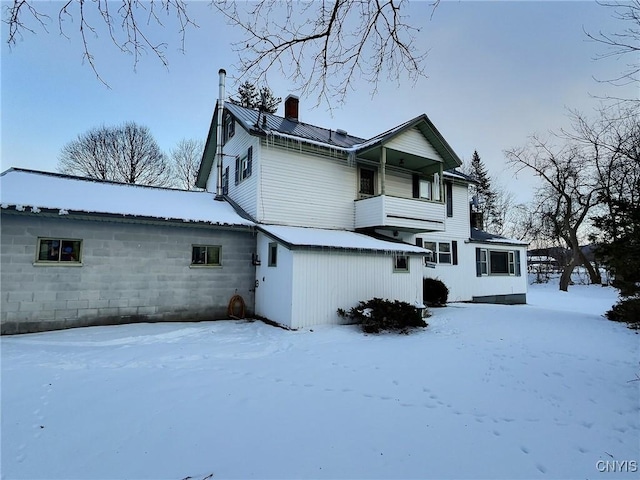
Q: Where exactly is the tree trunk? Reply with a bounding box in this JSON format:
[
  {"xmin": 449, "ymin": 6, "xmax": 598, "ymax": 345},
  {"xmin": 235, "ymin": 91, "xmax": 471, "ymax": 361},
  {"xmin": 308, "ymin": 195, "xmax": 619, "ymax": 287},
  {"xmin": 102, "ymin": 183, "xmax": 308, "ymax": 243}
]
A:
[
  {"xmin": 577, "ymin": 248, "xmax": 602, "ymax": 284},
  {"xmin": 559, "ymin": 259, "xmax": 578, "ymax": 291}
]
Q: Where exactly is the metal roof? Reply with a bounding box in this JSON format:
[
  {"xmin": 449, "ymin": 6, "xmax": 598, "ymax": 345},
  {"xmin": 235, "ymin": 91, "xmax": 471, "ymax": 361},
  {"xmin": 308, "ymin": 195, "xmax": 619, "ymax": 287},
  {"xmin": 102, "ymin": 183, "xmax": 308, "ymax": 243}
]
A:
[
  {"xmin": 225, "ymin": 102, "xmax": 366, "ymax": 149},
  {"xmin": 470, "ymin": 228, "xmax": 528, "ymax": 246}
]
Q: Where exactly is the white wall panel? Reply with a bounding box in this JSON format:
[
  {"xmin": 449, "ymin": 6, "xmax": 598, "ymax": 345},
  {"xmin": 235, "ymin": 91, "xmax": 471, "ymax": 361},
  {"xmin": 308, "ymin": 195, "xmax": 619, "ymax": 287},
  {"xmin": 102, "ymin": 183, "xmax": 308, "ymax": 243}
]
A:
[
  {"xmin": 289, "ymin": 251, "xmax": 424, "ymax": 329},
  {"xmin": 385, "ymin": 127, "xmax": 444, "ymax": 162},
  {"xmin": 254, "ymin": 232, "xmax": 294, "ymax": 327},
  {"xmin": 259, "ymin": 141, "xmax": 356, "ymax": 229}
]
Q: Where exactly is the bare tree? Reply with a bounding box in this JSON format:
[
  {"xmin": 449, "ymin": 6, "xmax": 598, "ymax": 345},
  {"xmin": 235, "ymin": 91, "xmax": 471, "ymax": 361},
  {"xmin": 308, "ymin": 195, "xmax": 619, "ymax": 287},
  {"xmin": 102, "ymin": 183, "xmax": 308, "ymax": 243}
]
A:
[
  {"xmin": 4, "ymin": 0, "xmax": 435, "ymax": 105},
  {"xmin": 585, "ymin": 1, "xmax": 640, "ymax": 100},
  {"xmin": 58, "ymin": 122, "xmax": 172, "ymax": 187},
  {"xmin": 214, "ymin": 0, "xmax": 434, "ymax": 105},
  {"xmin": 58, "ymin": 125, "xmax": 117, "ymax": 180},
  {"xmin": 4, "ymin": 0, "xmax": 196, "ymax": 87},
  {"xmin": 505, "ymin": 136, "xmax": 602, "ymax": 291},
  {"xmin": 171, "ymin": 138, "xmax": 204, "ymax": 190}
]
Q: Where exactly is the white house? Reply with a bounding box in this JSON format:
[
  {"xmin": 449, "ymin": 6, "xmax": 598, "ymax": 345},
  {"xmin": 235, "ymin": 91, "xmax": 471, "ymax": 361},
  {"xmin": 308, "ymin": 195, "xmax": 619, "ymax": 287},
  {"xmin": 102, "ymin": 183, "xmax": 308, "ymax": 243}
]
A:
[
  {"xmin": 0, "ymin": 70, "xmax": 527, "ymax": 334},
  {"xmin": 195, "ymin": 70, "xmax": 527, "ymax": 329}
]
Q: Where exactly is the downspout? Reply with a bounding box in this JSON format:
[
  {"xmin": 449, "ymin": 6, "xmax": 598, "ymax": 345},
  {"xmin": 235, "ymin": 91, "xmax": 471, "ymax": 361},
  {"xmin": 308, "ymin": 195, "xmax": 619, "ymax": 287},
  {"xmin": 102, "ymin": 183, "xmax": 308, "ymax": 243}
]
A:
[{"xmin": 215, "ymin": 68, "xmax": 226, "ymax": 200}]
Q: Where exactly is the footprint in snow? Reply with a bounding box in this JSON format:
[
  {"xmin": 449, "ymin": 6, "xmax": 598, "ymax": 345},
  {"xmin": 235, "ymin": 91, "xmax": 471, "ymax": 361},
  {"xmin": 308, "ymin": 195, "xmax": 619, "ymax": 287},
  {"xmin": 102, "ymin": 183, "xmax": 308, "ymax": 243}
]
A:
[
  {"xmin": 535, "ymin": 464, "xmax": 547, "ymax": 474},
  {"xmin": 520, "ymin": 446, "xmax": 529, "ymax": 454}
]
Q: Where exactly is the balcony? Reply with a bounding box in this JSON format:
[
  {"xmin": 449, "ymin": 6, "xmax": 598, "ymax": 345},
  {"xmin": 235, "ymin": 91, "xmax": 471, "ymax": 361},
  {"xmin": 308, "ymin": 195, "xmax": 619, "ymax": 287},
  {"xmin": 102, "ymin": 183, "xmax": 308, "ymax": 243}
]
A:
[{"xmin": 354, "ymin": 194, "xmax": 445, "ymax": 233}]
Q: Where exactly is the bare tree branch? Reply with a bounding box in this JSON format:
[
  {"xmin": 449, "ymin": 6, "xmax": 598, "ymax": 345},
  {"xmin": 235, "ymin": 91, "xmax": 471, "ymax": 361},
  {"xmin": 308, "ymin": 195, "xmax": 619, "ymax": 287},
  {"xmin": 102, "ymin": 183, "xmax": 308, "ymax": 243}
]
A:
[
  {"xmin": 4, "ymin": 0, "xmax": 198, "ymax": 86},
  {"xmin": 585, "ymin": 0, "xmax": 640, "ymax": 99},
  {"xmin": 212, "ymin": 0, "xmax": 437, "ymax": 107},
  {"xmin": 170, "ymin": 138, "xmax": 205, "ymax": 190}
]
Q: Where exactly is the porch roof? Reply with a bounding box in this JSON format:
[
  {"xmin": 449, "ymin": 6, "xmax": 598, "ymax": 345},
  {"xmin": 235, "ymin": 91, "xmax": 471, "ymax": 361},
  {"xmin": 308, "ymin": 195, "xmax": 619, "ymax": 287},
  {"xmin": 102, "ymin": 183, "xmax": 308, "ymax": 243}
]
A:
[{"xmin": 258, "ymin": 224, "xmax": 430, "ymax": 254}]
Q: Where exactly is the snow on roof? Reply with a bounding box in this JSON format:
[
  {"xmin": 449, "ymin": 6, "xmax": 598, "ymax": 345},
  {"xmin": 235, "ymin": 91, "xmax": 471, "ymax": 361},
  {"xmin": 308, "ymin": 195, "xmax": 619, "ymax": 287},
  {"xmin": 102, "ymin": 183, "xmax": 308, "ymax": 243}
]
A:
[
  {"xmin": 470, "ymin": 228, "xmax": 529, "ymax": 246},
  {"xmin": 0, "ymin": 169, "xmax": 253, "ymax": 227},
  {"xmin": 258, "ymin": 224, "xmax": 430, "ymax": 254},
  {"xmin": 528, "ymin": 255, "xmax": 558, "ymax": 263}
]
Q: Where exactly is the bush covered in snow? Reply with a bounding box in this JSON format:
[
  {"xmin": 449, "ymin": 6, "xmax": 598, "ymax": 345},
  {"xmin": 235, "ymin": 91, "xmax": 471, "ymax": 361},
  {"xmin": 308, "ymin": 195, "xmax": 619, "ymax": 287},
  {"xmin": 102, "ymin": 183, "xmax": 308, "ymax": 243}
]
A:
[
  {"xmin": 337, "ymin": 298, "xmax": 428, "ymax": 334},
  {"xmin": 606, "ymin": 297, "xmax": 640, "ymax": 329},
  {"xmin": 423, "ymin": 277, "xmax": 449, "ymax": 306}
]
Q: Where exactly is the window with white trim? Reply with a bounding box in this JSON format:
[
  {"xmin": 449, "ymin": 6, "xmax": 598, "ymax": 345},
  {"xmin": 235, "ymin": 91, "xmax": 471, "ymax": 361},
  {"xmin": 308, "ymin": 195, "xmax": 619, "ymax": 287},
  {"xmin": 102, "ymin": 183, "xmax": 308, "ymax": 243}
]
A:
[
  {"xmin": 222, "ymin": 166, "xmax": 229, "ymax": 195},
  {"xmin": 36, "ymin": 238, "xmax": 82, "ymax": 264},
  {"xmin": 223, "ymin": 113, "xmax": 235, "ymax": 144},
  {"xmin": 191, "ymin": 245, "xmax": 221, "ymax": 266},
  {"xmin": 476, "ymin": 248, "xmax": 521, "ymax": 276},
  {"xmin": 423, "ymin": 241, "xmax": 453, "ymax": 265},
  {"xmin": 419, "ymin": 179, "xmax": 432, "ymax": 200},
  {"xmin": 235, "ymin": 146, "xmax": 253, "ymax": 184},
  {"xmin": 394, "ymin": 255, "xmax": 410, "ymax": 272},
  {"xmin": 268, "ymin": 242, "xmax": 278, "ymax": 267}
]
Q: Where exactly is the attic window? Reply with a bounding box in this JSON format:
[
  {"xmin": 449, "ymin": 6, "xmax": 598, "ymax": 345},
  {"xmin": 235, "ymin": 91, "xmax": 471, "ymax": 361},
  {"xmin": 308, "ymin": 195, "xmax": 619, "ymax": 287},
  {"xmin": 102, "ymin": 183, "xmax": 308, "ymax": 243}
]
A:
[
  {"xmin": 235, "ymin": 146, "xmax": 253, "ymax": 184},
  {"xmin": 224, "ymin": 113, "xmax": 235, "ymax": 143}
]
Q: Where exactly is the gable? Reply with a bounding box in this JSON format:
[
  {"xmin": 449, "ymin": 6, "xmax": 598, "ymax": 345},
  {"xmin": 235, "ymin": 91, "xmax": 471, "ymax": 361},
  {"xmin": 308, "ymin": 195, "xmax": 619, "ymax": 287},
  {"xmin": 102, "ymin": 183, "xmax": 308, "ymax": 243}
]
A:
[{"xmin": 384, "ymin": 126, "xmax": 444, "ymax": 163}]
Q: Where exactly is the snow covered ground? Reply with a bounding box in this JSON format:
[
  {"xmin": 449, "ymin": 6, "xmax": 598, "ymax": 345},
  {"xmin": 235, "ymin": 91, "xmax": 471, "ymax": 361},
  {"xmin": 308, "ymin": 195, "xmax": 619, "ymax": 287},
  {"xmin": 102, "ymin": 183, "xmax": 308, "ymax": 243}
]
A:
[{"xmin": 2, "ymin": 282, "xmax": 638, "ymax": 479}]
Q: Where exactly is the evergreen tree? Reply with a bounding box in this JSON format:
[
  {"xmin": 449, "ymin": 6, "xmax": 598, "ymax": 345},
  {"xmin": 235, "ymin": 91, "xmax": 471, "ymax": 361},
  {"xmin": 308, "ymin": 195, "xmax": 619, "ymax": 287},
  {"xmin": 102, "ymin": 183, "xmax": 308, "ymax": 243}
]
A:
[
  {"xmin": 468, "ymin": 150, "xmax": 500, "ymax": 232},
  {"xmin": 258, "ymin": 86, "xmax": 281, "ymax": 114},
  {"xmin": 231, "ymin": 81, "xmax": 259, "ymax": 109},
  {"xmin": 230, "ymin": 83, "xmax": 281, "ymax": 113}
]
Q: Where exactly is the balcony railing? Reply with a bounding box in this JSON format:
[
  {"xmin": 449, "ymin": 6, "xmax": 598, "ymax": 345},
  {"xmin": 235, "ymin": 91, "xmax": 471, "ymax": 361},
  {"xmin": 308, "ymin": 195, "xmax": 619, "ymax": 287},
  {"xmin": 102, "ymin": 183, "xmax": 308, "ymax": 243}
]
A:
[{"xmin": 355, "ymin": 195, "xmax": 445, "ymax": 232}]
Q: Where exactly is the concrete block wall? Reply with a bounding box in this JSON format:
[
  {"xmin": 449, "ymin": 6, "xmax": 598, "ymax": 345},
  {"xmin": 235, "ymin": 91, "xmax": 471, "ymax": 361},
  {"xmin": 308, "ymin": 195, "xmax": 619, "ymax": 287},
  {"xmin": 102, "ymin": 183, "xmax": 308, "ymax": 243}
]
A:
[{"xmin": 1, "ymin": 213, "xmax": 256, "ymax": 334}]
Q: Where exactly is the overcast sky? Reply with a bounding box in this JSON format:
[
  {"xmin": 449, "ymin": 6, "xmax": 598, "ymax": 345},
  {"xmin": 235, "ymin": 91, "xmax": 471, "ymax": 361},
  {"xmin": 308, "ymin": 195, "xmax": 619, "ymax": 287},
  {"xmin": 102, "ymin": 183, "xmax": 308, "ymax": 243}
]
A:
[{"xmin": 2, "ymin": 1, "xmax": 637, "ymax": 202}]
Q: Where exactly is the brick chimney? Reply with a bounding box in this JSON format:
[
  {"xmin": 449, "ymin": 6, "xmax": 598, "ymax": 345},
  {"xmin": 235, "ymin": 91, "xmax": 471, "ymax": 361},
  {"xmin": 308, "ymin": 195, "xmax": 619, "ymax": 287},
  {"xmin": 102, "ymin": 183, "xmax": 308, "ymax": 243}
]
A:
[{"xmin": 284, "ymin": 95, "xmax": 299, "ymax": 122}]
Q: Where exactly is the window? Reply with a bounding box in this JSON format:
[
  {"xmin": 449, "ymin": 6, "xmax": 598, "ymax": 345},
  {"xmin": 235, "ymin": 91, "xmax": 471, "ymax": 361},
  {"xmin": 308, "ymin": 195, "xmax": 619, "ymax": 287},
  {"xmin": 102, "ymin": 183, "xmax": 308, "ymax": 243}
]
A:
[
  {"xmin": 419, "ymin": 179, "xmax": 432, "ymax": 200},
  {"xmin": 37, "ymin": 238, "xmax": 82, "ymax": 263},
  {"xmin": 394, "ymin": 255, "xmax": 410, "ymax": 272},
  {"xmin": 223, "ymin": 113, "xmax": 235, "ymax": 143},
  {"xmin": 422, "ymin": 241, "xmax": 454, "ymax": 265},
  {"xmin": 191, "ymin": 245, "xmax": 221, "ymax": 266},
  {"xmin": 438, "ymin": 242, "xmax": 451, "ymax": 264},
  {"xmin": 445, "ymin": 181, "xmax": 453, "ymax": 217},
  {"xmin": 359, "ymin": 168, "xmax": 376, "ymax": 196},
  {"xmin": 476, "ymin": 248, "xmax": 521, "ymax": 276},
  {"xmin": 222, "ymin": 166, "xmax": 229, "ymax": 195},
  {"xmin": 490, "ymin": 251, "xmax": 509, "ymax": 274},
  {"xmin": 268, "ymin": 242, "xmax": 278, "ymax": 267},
  {"xmin": 235, "ymin": 147, "xmax": 253, "ymax": 184}
]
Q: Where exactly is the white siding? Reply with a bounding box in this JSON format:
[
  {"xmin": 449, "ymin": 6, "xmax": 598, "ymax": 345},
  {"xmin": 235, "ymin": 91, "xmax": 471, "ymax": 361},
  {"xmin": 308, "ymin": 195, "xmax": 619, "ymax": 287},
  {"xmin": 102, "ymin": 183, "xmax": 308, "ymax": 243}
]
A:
[
  {"xmin": 259, "ymin": 140, "xmax": 356, "ymax": 229},
  {"xmin": 254, "ymin": 232, "xmax": 294, "ymax": 327},
  {"xmin": 225, "ymin": 131, "xmax": 260, "ymax": 218},
  {"xmin": 464, "ymin": 243, "xmax": 528, "ymax": 299},
  {"xmin": 289, "ymin": 251, "xmax": 424, "ymax": 329},
  {"xmin": 444, "ymin": 182, "xmax": 470, "ymax": 238},
  {"xmin": 384, "ymin": 169, "xmax": 412, "ymax": 197},
  {"xmin": 421, "ymin": 240, "xmax": 528, "ymax": 302},
  {"xmin": 385, "ymin": 127, "xmax": 444, "ymax": 162}
]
